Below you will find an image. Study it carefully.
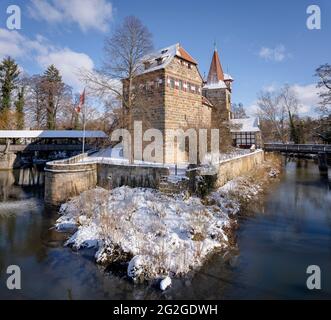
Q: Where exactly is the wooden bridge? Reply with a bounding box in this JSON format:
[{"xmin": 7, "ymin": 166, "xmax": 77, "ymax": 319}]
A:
[{"xmin": 263, "ymin": 143, "xmax": 330, "ymax": 174}]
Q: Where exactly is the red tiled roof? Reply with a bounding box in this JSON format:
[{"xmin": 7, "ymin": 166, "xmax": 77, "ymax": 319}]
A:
[
  {"xmin": 207, "ymin": 49, "xmax": 224, "ymax": 83},
  {"xmin": 177, "ymin": 46, "xmax": 197, "ymax": 64}
]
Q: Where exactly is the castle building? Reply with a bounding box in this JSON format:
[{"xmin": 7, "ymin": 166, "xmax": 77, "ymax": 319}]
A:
[
  {"xmin": 124, "ymin": 43, "xmax": 234, "ymax": 163},
  {"xmin": 203, "ymin": 48, "xmax": 233, "ymax": 125}
]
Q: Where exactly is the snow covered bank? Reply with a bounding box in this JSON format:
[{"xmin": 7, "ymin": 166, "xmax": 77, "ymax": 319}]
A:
[
  {"xmin": 55, "ymin": 154, "xmax": 281, "ymax": 286},
  {"xmin": 56, "ymin": 186, "xmax": 234, "ymax": 282},
  {"xmin": 208, "ymin": 158, "xmax": 281, "ymax": 212}
]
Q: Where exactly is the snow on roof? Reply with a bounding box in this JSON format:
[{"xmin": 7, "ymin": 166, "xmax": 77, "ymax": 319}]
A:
[
  {"xmin": 230, "ymin": 118, "xmax": 261, "ymax": 133},
  {"xmin": 0, "ymin": 130, "xmax": 108, "ymax": 139},
  {"xmin": 203, "ymin": 80, "xmax": 228, "ymax": 90},
  {"xmin": 224, "ymin": 73, "xmax": 233, "ymax": 81},
  {"xmin": 137, "ymin": 43, "xmax": 197, "ymax": 75},
  {"xmin": 204, "ymin": 48, "xmax": 233, "ymax": 89}
]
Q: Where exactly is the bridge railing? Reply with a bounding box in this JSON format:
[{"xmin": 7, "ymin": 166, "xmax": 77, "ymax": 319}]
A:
[
  {"xmin": 0, "ymin": 144, "xmax": 93, "ymax": 153},
  {"xmin": 264, "ymin": 143, "xmax": 331, "ymax": 153}
]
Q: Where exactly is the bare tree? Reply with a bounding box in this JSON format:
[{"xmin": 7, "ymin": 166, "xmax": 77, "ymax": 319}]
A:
[
  {"xmin": 279, "ymin": 85, "xmax": 300, "ymax": 143},
  {"xmin": 82, "ymin": 16, "xmax": 153, "ymax": 111},
  {"xmin": 231, "ymin": 102, "xmax": 248, "ymax": 119},
  {"xmin": 257, "ymin": 85, "xmax": 302, "ymax": 143},
  {"xmin": 81, "ymin": 16, "xmax": 153, "ymax": 160},
  {"xmin": 315, "ymin": 64, "xmax": 331, "ymax": 116},
  {"xmin": 256, "ymin": 90, "xmax": 286, "ymax": 142},
  {"xmin": 24, "ymin": 75, "xmax": 47, "ymax": 129},
  {"xmin": 24, "ymin": 73, "xmax": 72, "ymax": 130}
]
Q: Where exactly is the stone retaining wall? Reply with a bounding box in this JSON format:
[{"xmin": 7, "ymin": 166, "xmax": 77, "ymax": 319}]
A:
[
  {"xmin": 214, "ymin": 150, "xmax": 265, "ymax": 188},
  {"xmin": 45, "ymin": 154, "xmax": 170, "ymax": 205},
  {"xmin": 44, "ymin": 156, "xmax": 97, "ymax": 206},
  {"xmin": 97, "ymin": 163, "xmax": 169, "ymax": 190},
  {"xmin": 45, "ymin": 150, "xmax": 264, "ymax": 205}
]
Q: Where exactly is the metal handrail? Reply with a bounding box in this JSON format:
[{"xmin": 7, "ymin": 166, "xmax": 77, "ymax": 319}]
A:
[{"xmin": 263, "ymin": 143, "xmax": 331, "ymax": 154}]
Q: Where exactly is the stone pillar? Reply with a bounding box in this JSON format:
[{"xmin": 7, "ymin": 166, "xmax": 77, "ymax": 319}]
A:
[
  {"xmin": 0, "ymin": 152, "xmax": 20, "ymax": 169},
  {"xmin": 44, "ymin": 162, "xmax": 97, "ymax": 206},
  {"xmin": 318, "ymin": 152, "xmax": 328, "ymax": 176}
]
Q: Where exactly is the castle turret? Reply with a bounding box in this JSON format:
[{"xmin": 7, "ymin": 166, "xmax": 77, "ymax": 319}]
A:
[
  {"xmin": 202, "ymin": 47, "xmax": 233, "ymax": 150},
  {"xmin": 207, "ymin": 48, "xmax": 225, "ymax": 84},
  {"xmin": 203, "ymin": 47, "xmax": 233, "ymax": 125}
]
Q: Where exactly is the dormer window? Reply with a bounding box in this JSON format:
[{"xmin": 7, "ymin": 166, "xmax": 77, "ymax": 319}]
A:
[{"xmin": 156, "ymin": 57, "xmax": 163, "ymax": 65}]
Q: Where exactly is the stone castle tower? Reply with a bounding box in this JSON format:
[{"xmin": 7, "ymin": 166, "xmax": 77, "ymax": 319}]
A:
[
  {"xmin": 202, "ymin": 48, "xmax": 233, "ymax": 129},
  {"xmin": 124, "ymin": 44, "xmax": 234, "ymax": 163}
]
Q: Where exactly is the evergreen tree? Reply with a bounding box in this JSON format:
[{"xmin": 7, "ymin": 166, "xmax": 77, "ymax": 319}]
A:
[
  {"xmin": 0, "ymin": 57, "xmax": 20, "ymax": 128},
  {"xmin": 42, "ymin": 65, "xmax": 63, "ymax": 130}
]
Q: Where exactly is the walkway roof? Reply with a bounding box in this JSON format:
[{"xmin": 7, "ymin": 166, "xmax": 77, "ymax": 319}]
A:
[{"xmin": 0, "ymin": 130, "xmax": 108, "ymax": 139}]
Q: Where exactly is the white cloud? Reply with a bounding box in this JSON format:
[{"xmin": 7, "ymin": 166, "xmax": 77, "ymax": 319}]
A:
[
  {"xmin": 291, "ymin": 83, "xmax": 320, "ymax": 114},
  {"xmin": 28, "ymin": 0, "xmax": 113, "ymax": 33},
  {"xmin": 28, "ymin": 0, "xmax": 63, "ymax": 23},
  {"xmin": 262, "ymin": 83, "xmax": 278, "ymax": 93},
  {"xmin": 258, "ymin": 45, "xmax": 289, "ymax": 62},
  {"xmin": 0, "ymin": 28, "xmax": 49, "ymax": 59},
  {"xmin": 36, "ymin": 48, "xmax": 94, "ymax": 91},
  {"xmin": 0, "ymin": 28, "xmax": 94, "ymax": 91},
  {"xmin": 245, "ymin": 102, "xmax": 260, "ymax": 117},
  {"xmin": 247, "ymin": 83, "xmax": 321, "ymax": 117}
]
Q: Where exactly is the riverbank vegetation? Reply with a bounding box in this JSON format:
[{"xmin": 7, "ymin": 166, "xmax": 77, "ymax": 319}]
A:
[{"xmin": 55, "ymin": 154, "xmax": 282, "ymax": 289}]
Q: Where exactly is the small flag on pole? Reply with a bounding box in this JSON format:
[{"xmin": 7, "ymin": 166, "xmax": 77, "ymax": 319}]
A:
[{"xmin": 75, "ymin": 89, "xmax": 85, "ymax": 113}]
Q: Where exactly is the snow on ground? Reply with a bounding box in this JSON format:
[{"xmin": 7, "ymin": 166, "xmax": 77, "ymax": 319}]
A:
[
  {"xmin": 56, "ymin": 147, "xmax": 270, "ymax": 285},
  {"xmin": 55, "ymin": 159, "xmax": 280, "ymax": 286},
  {"xmin": 208, "ymin": 176, "xmax": 262, "ymax": 213},
  {"xmin": 83, "ymin": 146, "xmax": 255, "ymax": 181},
  {"xmin": 56, "ymin": 186, "xmax": 234, "ymax": 282}
]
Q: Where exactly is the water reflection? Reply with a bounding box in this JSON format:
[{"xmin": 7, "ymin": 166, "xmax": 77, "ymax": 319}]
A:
[
  {"xmin": 0, "ymin": 160, "xmax": 330, "ymax": 299},
  {"xmin": 0, "ymin": 166, "xmax": 44, "ymax": 202}
]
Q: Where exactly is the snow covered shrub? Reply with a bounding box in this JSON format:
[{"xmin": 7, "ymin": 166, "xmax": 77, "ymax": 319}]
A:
[{"xmin": 56, "ymin": 186, "xmax": 232, "ymax": 282}]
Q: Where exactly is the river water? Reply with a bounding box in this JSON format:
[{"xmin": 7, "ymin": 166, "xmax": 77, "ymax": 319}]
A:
[{"xmin": 0, "ymin": 159, "xmax": 330, "ymax": 299}]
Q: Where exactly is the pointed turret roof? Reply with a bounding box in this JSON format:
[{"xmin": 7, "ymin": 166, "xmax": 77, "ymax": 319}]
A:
[
  {"xmin": 207, "ymin": 49, "xmax": 225, "ymax": 84},
  {"xmin": 204, "ymin": 48, "xmax": 233, "ymax": 90}
]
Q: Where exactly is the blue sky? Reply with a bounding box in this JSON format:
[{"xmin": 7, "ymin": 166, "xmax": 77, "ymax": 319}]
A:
[{"xmin": 0, "ymin": 0, "xmax": 330, "ymax": 116}]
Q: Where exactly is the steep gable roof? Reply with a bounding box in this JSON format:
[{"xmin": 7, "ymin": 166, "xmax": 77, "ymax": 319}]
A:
[
  {"xmin": 177, "ymin": 46, "xmax": 197, "ymax": 64},
  {"xmin": 207, "ymin": 49, "xmax": 224, "ymax": 83}
]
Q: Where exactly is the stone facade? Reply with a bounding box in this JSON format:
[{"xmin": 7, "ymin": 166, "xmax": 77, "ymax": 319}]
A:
[
  {"xmin": 202, "ymin": 87, "xmax": 231, "ymax": 128},
  {"xmin": 125, "ymin": 44, "xmax": 232, "ymax": 164}
]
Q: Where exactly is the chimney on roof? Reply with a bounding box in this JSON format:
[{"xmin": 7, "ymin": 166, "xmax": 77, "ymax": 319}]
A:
[{"xmin": 143, "ymin": 60, "xmax": 151, "ymax": 70}]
